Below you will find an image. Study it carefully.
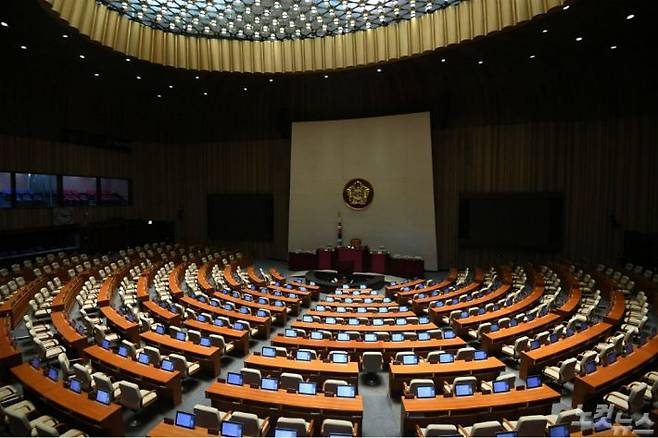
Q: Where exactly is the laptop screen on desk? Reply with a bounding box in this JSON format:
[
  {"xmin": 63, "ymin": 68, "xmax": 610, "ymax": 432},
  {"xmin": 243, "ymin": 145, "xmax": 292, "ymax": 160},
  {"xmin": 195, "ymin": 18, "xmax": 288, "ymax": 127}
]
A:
[
  {"xmin": 454, "ymin": 383, "xmax": 473, "ymax": 397},
  {"xmin": 548, "ymin": 424, "xmax": 569, "ymax": 437},
  {"xmin": 221, "ymin": 421, "xmax": 243, "ymax": 437},
  {"xmin": 137, "ymin": 353, "xmax": 150, "ymax": 365},
  {"xmin": 418, "ymin": 332, "xmax": 430, "ymax": 341},
  {"xmin": 296, "ymin": 350, "xmax": 312, "ymax": 361},
  {"xmin": 155, "ymin": 325, "xmax": 166, "ymax": 334},
  {"xmin": 416, "ymin": 385, "xmax": 435, "ymax": 398},
  {"xmin": 261, "ymin": 377, "xmax": 279, "ymax": 391},
  {"xmin": 526, "ymin": 375, "xmax": 542, "ymax": 388},
  {"xmin": 332, "ymin": 353, "xmax": 348, "ymax": 364},
  {"xmin": 118, "ymin": 345, "xmax": 129, "ymax": 357},
  {"xmin": 585, "ymin": 360, "xmax": 597, "ymax": 375},
  {"xmin": 439, "ymin": 353, "xmax": 454, "ymax": 364},
  {"xmin": 311, "ymin": 332, "xmax": 323, "ymax": 340},
  {"xmin": 227, "ymin": 372, "xmax": 243, "ymax": 386},
  {"xmin": 47, "ymin": 367, "xmax": 58, "ymax": 382},
  {"xmin": 298, "ymin": 382, "xmax": 317, "ymax": 395},
  {"xmin": 200, "ymin": 337, "xmax": 212, "ymax": 347},
  {"xmin": 175, "ymin": 331, "xmax": 186, "ymax": 341},
  {"xmin": 336, "ymin": 385, "xmax": 356, "ymax": 398},
  {"xmin": 274, "ymin": 428, "xmax": 298, "ymax": 437},
  {"xmin": 391, "ymin": 333, "xmax": 404, "ymax": 342},
  {"xmin": 95, "ymin": 389, "xmax": 110, "ymax": 405},
  {"xmin": 402, "ymin": 355, "xmax": 418, "ymax": 365},
  {"xmin": 364, "ymin": 333, "xmax": 377, "ymax": 342},
  {"xmin": 474, "ymin": 350, "xmax": 487, "ymax": 360},
  {"xmin": 262, "ymin": 346, "xmax": 276, "ymax": 357},
  {"xmin": 68, "ymin": 378, "xmax": 82, "ymax": 393},
  {"xmin": 493, "ymin": 380, "xmax": 510, "ymax": 393},
  {"xmin": 161, "ymin": 359, "xmax": 174, "ymax": 371},
  {"xmin": 175, "ymin": 411, "xmax": 195, "ymax": 429}
]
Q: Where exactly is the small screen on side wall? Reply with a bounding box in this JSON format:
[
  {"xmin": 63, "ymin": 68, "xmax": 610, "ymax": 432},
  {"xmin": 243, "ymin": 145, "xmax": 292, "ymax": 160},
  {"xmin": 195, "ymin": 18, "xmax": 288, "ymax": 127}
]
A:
[
  {"xmin": 15, "ymin": 173, "xmax": 58, "ymax": 207},
  {"xmin": 62, "ymin": 176, "xmax": 97, "ymax": 206},
  {"xmin": 100, "ymin": 178, "xmax": 130, "ymax": 205}
]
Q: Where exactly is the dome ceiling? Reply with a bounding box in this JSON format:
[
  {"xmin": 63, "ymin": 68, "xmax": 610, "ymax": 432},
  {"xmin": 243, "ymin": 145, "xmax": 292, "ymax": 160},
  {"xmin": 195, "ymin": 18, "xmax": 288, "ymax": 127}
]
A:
[{"xmin": 99, "ymin": 0, "xmax": 461, "ymax": 40}]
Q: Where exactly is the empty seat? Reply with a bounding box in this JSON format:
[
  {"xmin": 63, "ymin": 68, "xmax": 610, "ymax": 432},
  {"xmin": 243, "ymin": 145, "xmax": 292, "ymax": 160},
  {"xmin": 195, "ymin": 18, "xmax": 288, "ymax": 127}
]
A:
[
  {"xmin": 361, "ymin": 352, "xmax": 383, "ymax": 373},
  {"xmin": 546, "ymin": 408, "xmax": 584, "ymax": 433},
  {"xmin": 458, "ymin": 421, "xmax": 504, "ymax": 437},
  {"xmin": 226, "ymin": 411, "xmax": 269, "ymax": 437},
  {"xmin": 323, "ymin": 379, "xmax": 348, "ymax": 395},
  {"xmin": 241, "ymin": 368, "xmax": 262, "ymax": 386},
  {"xmin": 502, "ymin": 415, "xmax": 548, "ymax": 437},
  {"xmin": 276, "ymin": 417, "xmax": 313, "ymax": 437},
  {"xmin": 193, "ymin": 404, "xmax": 227, "ymax": 430},
  {"xmin": 168, "ymin": 354, "xmax": 201, "ymax": 377},
  {"xmin": 321, "ymin": 419, "xmax": 356, "ymax": 437},
  {"xmin": 92, "ymin": 372, "xmax": 121, "ymax": 400},
  {"xmin": 543, "ymin": 358, "xmax": 577, "ymax": 384},
  {"xmin": 604, "ymin": 383, "xmax": 647, "ymax": 414},
  {"xmin": 417, "ymin": 424, "xmax": 459, "ymax": 437},
  {"xmin": 6, "ymin": 404, "xmax": 58, "ymax": 437},
  {"xmin": 280, "ymin": 373, "xmax": 304, "ymax": 391},
  {"xmin": 117, "ymin": 381, "xmax": 157, "ymax": 410}
]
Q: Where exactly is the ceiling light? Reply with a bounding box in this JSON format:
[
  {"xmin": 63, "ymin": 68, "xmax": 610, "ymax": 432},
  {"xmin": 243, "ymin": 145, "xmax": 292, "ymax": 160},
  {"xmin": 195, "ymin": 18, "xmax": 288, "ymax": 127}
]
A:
[
  {"xmin": 541, "ymin": 29, "xmax": 548, "ymax": 34},
  {"xmin": 477, "ymin": 60, "xmax": 484, "ymax": 65},
  {"xmin": 441, "ymin": 58, "xmax": 446, "ymax": 63},
  {"xmin": 576, "ymin": 36, "xmax": 583, "ymax": 42},
  {"xmin": 626, "ymin": 14, "xmax": 635, "ymax": 20},
  {"xmin": 243, "ymin": 87, "xmax": 248, "ymax": 91},
  {"xmin": 610, "ymin": 45, "xmax": 617, "ymax": 50},
  {"xmin": 323, "ymin": 74, "xmax": 329, "ymax": 79},
  {"xmin": 79, "ymin": 54, "xmax": 86, "ymax": 59},
  {"xmin": 62, "ymin": 34, "xmax": 69, "ymax": 38},
  {"xmin": 168, "ymin": 85, "xmax": 174, "ymax": 89},
  {"xmin": 94, "ymin": 73, "xmax": 100, "ymax": 77},
  {"xmin": 0, "ymin": 21, "xmax": 8, "ymax": 28},
  {"xmin": 529, "ymin": 54, "xmax": 536, "ymax": 59},
  {"xmin": 376, "ymin": 68, "xmax": 382, "ymax": 72},
  {"xmin": 562, "ymin": 5, "xmax": 570, "ymax": 10},
  {"xmin": 136, "ymin": 75, "xmax": 142, "ymax": 79},
  {"xmin": 20, "ymin": 45, "xmax": 27, "ymax": 50},
  {"xmin": 156, "ymin": 94, "xmax": 162, "ymax": 98},
  {"xmin": 268, "ymin": 78, "xmax": 274, "ymax": 83},
  {"xmin": 203, "ymin": 92, "xmax": 208, "ymax": 96},
  {"xmin": 125, "ymin": 58, "xmax": 131, "ymax": 62},
  {"xmin": 194, "ymin": 75, "xmax": 200, "ymax": 79}
]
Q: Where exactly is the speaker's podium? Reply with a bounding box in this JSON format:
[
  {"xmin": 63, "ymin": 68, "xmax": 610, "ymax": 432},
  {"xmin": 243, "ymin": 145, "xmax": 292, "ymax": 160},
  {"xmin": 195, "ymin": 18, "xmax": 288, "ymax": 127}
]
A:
[{"xmin": 337, "ymin": 246, "xmax": 367, "ymax": 272}]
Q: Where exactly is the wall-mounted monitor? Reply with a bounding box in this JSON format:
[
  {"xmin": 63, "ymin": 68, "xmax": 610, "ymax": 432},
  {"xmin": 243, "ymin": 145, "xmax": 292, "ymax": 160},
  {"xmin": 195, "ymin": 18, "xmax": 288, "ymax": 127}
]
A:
[
  {"xmin": 100, "ymin": 177, "xmax": 130, "ymax": 205},
  {"xmin": 0, "ymin": 172, "xmax": 10, "ymax": 208},
  {"xmin": 62, "ymin": 176, "xmax": 97, "ymax": 206},
  {"xmin": 15, "ymin": 173, "xmax": 58, "ymax": 207}
]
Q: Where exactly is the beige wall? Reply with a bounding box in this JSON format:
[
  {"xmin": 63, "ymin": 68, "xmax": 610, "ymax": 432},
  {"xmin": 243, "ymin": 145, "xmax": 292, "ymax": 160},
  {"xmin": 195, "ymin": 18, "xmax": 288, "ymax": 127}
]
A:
[{"xmin": 289, "ymin": 112, "xmax": 438, "ymax": 270}]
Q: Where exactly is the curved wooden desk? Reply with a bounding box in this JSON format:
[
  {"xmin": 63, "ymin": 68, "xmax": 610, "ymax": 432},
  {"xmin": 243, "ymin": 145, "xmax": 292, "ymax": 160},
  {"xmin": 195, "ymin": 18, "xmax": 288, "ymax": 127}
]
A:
[
  {"xmin": 12, "ymin": 363, "xmax": 124, "ymax": 436},
  {"xmin": 180, "ymin": 296, "xmax": 271, "ymax": 338},
  {"xmin": 52, "ymin": 311, "xmax": 88, "ymax": 353},
  {"xmin": 242, "ymin": 288, "xmax": 302, "ymax": 315},
  {"xmin": 183, "ymin": 318, "xmax": 249, "ymax": 354},
  {"xmin": 389, "ymin": 357, "xmax": 506, "ymax": 395},
  {"xmin": 412, "ymin": 275, "xmax": 487, "ymax": 313},
  {"xmin": 306, "ymin": 310, "xmax": 416, "ymax": 319},
  {"xmin": 428, "ymin": 284, "xmax": 512, "ymax": 324},
  {"xmin": 244, "ymin": 353, "xmax": 360, "ymax": 386},
  {"xmin": 206, "ymin": 381, "xmax": 363, "ymax": 429},
  {"xmin": 101, "ymin": 305, "xmax": 140, "ymax": 343},
  {"xmin": 401, "ymin": 385, "xmax": 560, "ymax": 436},
  {"xmin": 84, "ymin": 344, "xmax": 182, "ymax": 405},
  {"xmin": 291, "ymin": 320, "xmax": 437, "ymax": 333},
  {"xmin": 148, "ymin": 421, "xmax": 212, "ymax": 437},
  {"xmin": 213, "ymin": 291, "xmax": 287, "ymax": 325},
  {"xmin": 140, "ymin": 330, "xmax": 222, "ymax": 377}
]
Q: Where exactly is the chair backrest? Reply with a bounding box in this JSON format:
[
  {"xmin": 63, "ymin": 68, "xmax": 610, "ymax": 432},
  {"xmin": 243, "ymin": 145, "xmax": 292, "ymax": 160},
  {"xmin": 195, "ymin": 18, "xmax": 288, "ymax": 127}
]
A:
[
  {"xmin": 58, "ymin": 353, "xmax": 72, "ymax": 376},
  {"xmin": 409, "ymin": 379, "xmax": 435, "ymax": 395},
  {"xmin": 274, "ymin": 346, "xmax": 289, "ymax": 357},
  {"xmin": 395, "ymin": 351, "xmax": 415, "ymax": 362},
  {"xmin": 514, "ymin": 336, "xmax": 530, "ymax": 352},
  {"xmin": 6, "ymin": 408, "xmax": 32, "ymax": 436},
  {"xmin": 323, "ymin": 379, "xmax": 348, "ymax": 394},
  {"xmin": 280, "ymin": 372, "xmax": 304, "ymax": 391},
  {"xmin": 118, "ymin": 381, "xmax": 143, "ymax": 409},
  {"xmin": 193, "ymin": 404, "xmax": 222, "ymax": 429},
  {"xmin": 144, "ymin": 346, "xmax": 162, "ymax": 365},
  {"xmin": 559, "ymin": 358, "xmax": 578, "ymax": 382},
  {"xmin": 230, "ymin": 411, "xmax": 261, "ymax": 437},
  {"xmin": 73, "ymin": 363, "xmax": 94, "ymax": 391},
  {"xmin": 169, "ymin": 354, "xmax": 190, "ymax": 375},
  {"xmin": 425, "ymin": 424, "xmax": 458, "ymax": 437},
  {"xmin": 209, "ymin": 334, "xmax": 225, "ymax": 350},
  {"xmin": 241, "ymin": 368, "xmax": 262, "ymax": 386},
  {"xmin": 34, "ymin": 422, "xmax": 60, "ymax": 437},
  {"xmin": 322, "ymin": 419, "xmax": 353, "ymax": 436},
  {"xmin": 452, "ymin": 376, "xmax": 477, "ymax": 394},
  {"xmin": 514, "ymin": 415, "xmax": 548, "ymax": 435},
  {"xmin": 92, "ymin": 372, "xmax": 115, "ymax": 398},
  {"xmin": 628, "ymin": 383, "xmax": 648, "ymax": 413},
  {"xmin": 362, "ymin": 352, "xmax": 383, "ymax": 373},
  {"xmin": 277, "ymin": 417, "xmax": 309, "ymax": 437},
  {"xmin": 470, "ymin": 421, "xmax": 504, "ymax": 437},
  {"xmin": 554, "ymin": 408, "xmax": 583, "ymax": 432},
  {"xmin": 456, "ymin": 347, "xmax": 475, "ymax": 361}
]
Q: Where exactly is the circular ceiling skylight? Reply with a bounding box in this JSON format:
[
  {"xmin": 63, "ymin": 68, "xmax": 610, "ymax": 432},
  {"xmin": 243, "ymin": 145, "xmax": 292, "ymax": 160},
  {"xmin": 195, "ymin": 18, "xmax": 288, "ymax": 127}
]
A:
[{"xmin": 100, "ymin": 0, "xmax": 462, "ymax": 41}]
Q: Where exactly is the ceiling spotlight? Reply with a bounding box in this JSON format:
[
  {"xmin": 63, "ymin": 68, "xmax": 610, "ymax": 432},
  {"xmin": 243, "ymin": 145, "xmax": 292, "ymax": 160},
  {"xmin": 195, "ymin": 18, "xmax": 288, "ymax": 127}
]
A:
[
  {"xmin": 477, "ymin": 60, "xmax": 484, "ymax": 65},
  {"xmin": 125, "ymin": 58, "xmax": 131, "ymax": 62},
  {"xmin": 62, "ymin": 34, "xmax": 69, "ymax": 38},
  {"xmin": 269, "ymin": 78, "xmax": 274, "ymax": 83},
  {"xmin": 79, "ymin": 54, "xmax": 86, "ymax": 59},
  {"xmin": 626, "ymin": 14, "xmax": 635, "ymax": 20},
  {"xmin": 156, "ymin": 94, "xmax": 162, "ymax": 98},
  {"xmin": 529, "ymin": 54, "xmax": 536, "ymax": 59},
  {"xmin": 194, "ymin": 75, "xmax": 200, "ymax": 80},
  {"xmin": 168, "ymin": 85, "xmax": 174, "ymax": 89},
  {"xmin": 93, "ymin": 73, "xmax": 100, "ymax": 77},
  {"xmin": 203, "ymin": 92, "xmax": 208, "ymax": 96},
  {"xmin": 610, "ymin": 45, "xmax": 618, "ymax": 50},
  {"xmin": 20, "ymin": 45, "xmax": 27, "ymax": 50},
  {"xmin": 243, "ymin": 87, "xmax": 248, "ymax": 91},
  {"xmin": 562, "ymin": 4, "xmax": 570, "ymax": 10},
  {"xmin": 376, "ymin": 68, "xmax": 382, "ymax": 72},
  {"xmin": 136, "ymin": 75, "xmax": 142, "ymax": 80},
  {"xmin": 576, "ymin": 36, "xmax": 583, "ymax": 42},
  {"xmin": 541, "ymin": 29, "xmax": 548, "ymax": 34},
  {"xmin": 323, "ymin": 74, "xmax": 329, "ymax": 79},
  {"xmin": 441, "ymin": 58, "xmax": 446, "ymax": 63},
  {"xmin": 0, "ymin": 21, "xmax": 8, "ymax": 27}
]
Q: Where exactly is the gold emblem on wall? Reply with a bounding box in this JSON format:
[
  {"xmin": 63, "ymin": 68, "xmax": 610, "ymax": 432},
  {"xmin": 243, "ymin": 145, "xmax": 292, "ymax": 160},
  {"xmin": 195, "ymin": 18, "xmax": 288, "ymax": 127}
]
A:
[{"xmin": 343, "ymin": 178, "xmax": 374, "ymax": 210}]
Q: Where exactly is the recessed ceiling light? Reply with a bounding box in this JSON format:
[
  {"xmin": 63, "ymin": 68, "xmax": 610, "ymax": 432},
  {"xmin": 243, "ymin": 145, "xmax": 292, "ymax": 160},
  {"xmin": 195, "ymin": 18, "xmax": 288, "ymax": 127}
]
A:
[
  {"xmin": 541, "ymin": 29, "xmax": 548, "ymax": 34},
  {"xmin": 1, "ymin": 21, "xmax": 8, "ymax": 28},
  {"xmin": 194, "ymin": 75, "xmax": 200, "ymax": 80},
  {"xmin": 610, "ymin": 45, "xmax": 618, "ymax": 50},
  {"xmin": 478, "ymin": 60, "xmax": 484, "ymax": 65},
  {"xmin": 376, "ymin": 68, "xmax": 382, "ymax": 72},
  {"xmin": 441, "ymin": 58, "xmax": 446, "ymax": 63},
  {"xmin": 136, "ymin": 75, "xmax": 142, "ymax": 80},
  {"xmin": 62, "ymin": 34, "xmax": 69, "ymax": 38},
  {"xmin": 323, "ymin": 74, "xmax": 329, "ymax": 78},
  {"xmin": 268, "ymin": 78, "xmax": 274, "ymax": 83},
  {"xmin": 243, "ymin": 87, "xmax": 248, "ymax": 91},
  {"xmin": 168, "ymin": 85, "xmax": 174, "ymax": 89},
  {"xmin": 529, "ymin": 54, "xmax": 536, "ymax": 59},
  {"xmin": 79, "ymin": 54, "xmax": 86, "ymax": 59},
  {"xmin": 203, "ymin": 91, "xmax": 208, "ymax": 96},
  {"xmin": 156, "ymin": 94, "xmax": 162, "ymax": 98},
  {"xmin": 626, "ymin": 14, "xmax": 635, "ymax": 20},
  {"xmin": 20, "ymin": 45, "xmax": 27, "ymax": 50},
  {"xmin": 576, "ymin": 36, "xmax": 583, "ymax": 42},
  {"xmin": 125, "ymin": 58, "xmax": 131, "ymax": 62},
  {"xmin": 94, "ymin": 73, "xmax": 100, "ymax": 77},
  {"xmin": 562, "ymin": 5, "xmax": 570, "ymax": 10}
]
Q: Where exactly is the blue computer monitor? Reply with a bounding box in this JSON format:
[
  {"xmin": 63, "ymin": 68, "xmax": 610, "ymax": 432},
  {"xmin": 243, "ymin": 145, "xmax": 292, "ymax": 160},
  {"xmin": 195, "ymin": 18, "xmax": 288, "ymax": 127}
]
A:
[
  {"xmin": 227, "ymin": 372, "xmax": 243, "ymax": 385},
  {"xmin": 402, "ymin": 355, "xmax": 418, "ymax": 365},
  {"xmin": 454, "ymin": 383, "xmax": 473, "ymax": 397},
  {"xmin": 493, "ymin": 380, "xmax": 510, "ymax": 393},
  {"xmin": 274, "ymin": 428, "xmax": 298, "ymax": 437},
  {"xmin": 364, "ymin": 333, "xmax": 377, "ymax": 342},
  {"xmin": 175, "ymin": 411, "xmax": 196, "ymax": 429},
  {"xmin": 261, "ymin": 377, "xmax": 279, "ymax": 391},
  {"xmin": 530, "ymin": 340, "xmax": 540, "ymax": 350},
  {"xmin": 137, "ymin": 353, "xmax": 150, "ymax": 365},
  {"xmin": 391, "ymin": 333, "xmax": 404, "ymax": 342},
  {"xmin": 411, "ymin": 384, "xmax": 435, "ymax": 400},
  {"xmin": 101, "ymin": 339, "xmax": 111, "ymax": 350},
  {"xmin": 95, "ymin": 389, "xmax": 111, "ymax": 405},
  {"xmin": 68, "ymin": 378, "xmax": 82, "ymax": 393},
  {"xmin": 625, "ymin": 343, "xmax": 633, "ymax": 354},
  {"xmin": 221, "ymin": 421, "xmax": 243, "ymax": 437},
  {"xmin": 200, "ymin": 337, "xmax": 212, "ymax": 347},
  {"xmin": 549, "ymin": 333, "xmax": 558, "ymax": 343},
  {"xmin": 584, "ymin": 360, "xmax": 597, "ymax": 375},
  {"xmin": 298, "ymin": 382, "xmax": 317, "ymax": 395},
  {"xmin": 439, "ymin": 353, "xmax": 454, "ymax": 364},
  {"xmin": 47, "ymin": 367, "xmax": 59, "ymax": 382},
  {"xmin": 396, "ymin": 318, "xmax": 406, "ymax": 325},
  {"xmin": 526, "ymin": 375, "xmax": 542, "ymax": 389},
  {"xmin": 118, "ymin": 345, "xmax": 129, "ymax": 357},
  {"xmin": 214, "ymin": 318, "xmax": 224, "ymax": 326},
  {"xmin": 348, "ymin": 318, "xmax": 359, "ymax": 326},
  {"xmin": 326, "ymin": 317, "xmax": 337, "ymax": 324},
  {"xmin": 302, "ymin": 316, "xmax": 313, "ymax": 323},
  {"xmin": 594, "ymin": 417, "xmax": 611, "ymax": 433},
  {"xmin": 566, "ymin": 328, "xmax": 575, "ymax": 337},
  {"xmin": 197, "ymin": 315, "xmax": 207, "ymax": 322},
  {"xmin": 155, "ymin": 325, "xmax": 166, "ymax": 334},
  {"xmin": 474, "ymin": 350, "xmax": 488, "ymax": 360},
  {"xmin": 443, "ymin": 330, "xmax": 456, "ymax": 339},
  {"xmin": 400, "ymin": 306, "xmax": 409, "ymax": 312},
  {"xmin": 490, "ymin": 324, "xmax": 500, "ymax": 332},
  {"xmin": 373, "ymin": 319, "xmax": 384, "ymax": 326},
  {"xmin": 547, "ymin": 424, "xmax": 570, "ymax": 437},
  {"xmin": 332, "ymin": 353, "xmax": 348, "ymax": 364},
  {"xmin": 607, "ymin": 352, "xmax": 617, "ymax": 365},
  {"xmin": 30, "ymin": 357, "xmax": 41, "ymax": 369},
  {"xmin": 334, "ymin": 385, "xmax": 355, "ymax": 399},
  {"xmin": 378, "ymin": 308, "xmax": 388, "ymax": 313},
  {"xmin": 285, "ymin": 329, "xmax": 297, "ymax": 337},
  {"xmin": 418, "ymin": 332, "xmax": 430, "ymax": 341},
  {"xmin": 296, "ymin": 350, "xmax": 312, "ymax": 361},
  {"xmin": 496, "ymin": 432, "xmax": 518, "ymax": 437},
  {"xmin": 337, "ymin": 333, "xmax": 349, "ymax": 341},
  {"xmin": 175, "ymin": 331, "xmax": 186, "ymax": 341},
  {"xmin": 310, "ymin": 332, "xmax": 323, "ymax": 340},
  {"xmin": 262, "ymin": 346, "xmax": 276, "ymax": 357},
  {"xmin": 161, "ymin": 359, "xmax": 175, "ymax": 371}
]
